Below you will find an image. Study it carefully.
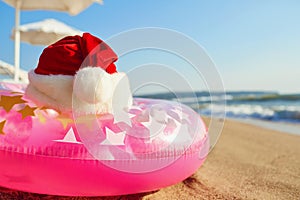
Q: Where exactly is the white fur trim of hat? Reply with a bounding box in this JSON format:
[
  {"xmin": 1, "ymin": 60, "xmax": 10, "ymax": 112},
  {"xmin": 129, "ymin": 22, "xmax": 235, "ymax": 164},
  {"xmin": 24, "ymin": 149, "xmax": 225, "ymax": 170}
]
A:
[{"xmin": 25, "ymin": 67, "xmax": 133, "ymax": 115}]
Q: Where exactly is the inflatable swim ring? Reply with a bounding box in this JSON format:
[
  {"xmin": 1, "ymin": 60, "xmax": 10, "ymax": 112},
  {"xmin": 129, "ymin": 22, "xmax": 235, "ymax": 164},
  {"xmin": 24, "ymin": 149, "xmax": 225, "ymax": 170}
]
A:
[
  {"xmin": 0, "ymin": 82, "xmax": 208, "ymax": 196},
  {"xmin": 0, "ymin": 33, "xmax": 209, "ymax": 196}
]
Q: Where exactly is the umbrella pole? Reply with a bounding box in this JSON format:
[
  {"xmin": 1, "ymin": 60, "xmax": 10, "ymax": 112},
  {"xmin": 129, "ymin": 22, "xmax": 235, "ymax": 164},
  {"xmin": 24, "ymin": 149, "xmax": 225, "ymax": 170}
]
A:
[{"xmin": 14, "ymin": 0, "xmax": 21, "ymax": 82}]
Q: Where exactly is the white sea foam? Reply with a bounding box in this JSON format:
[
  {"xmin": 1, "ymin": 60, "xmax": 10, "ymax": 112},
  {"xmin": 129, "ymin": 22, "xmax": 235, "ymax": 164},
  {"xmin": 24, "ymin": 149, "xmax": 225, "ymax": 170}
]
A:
[
  {"xmin": 137, "ymin": 91, "xmax": 300, "ymax": 123},
  {"xmin": 199, "ymin": 104, "xmax": 300, "ymax": 123}
]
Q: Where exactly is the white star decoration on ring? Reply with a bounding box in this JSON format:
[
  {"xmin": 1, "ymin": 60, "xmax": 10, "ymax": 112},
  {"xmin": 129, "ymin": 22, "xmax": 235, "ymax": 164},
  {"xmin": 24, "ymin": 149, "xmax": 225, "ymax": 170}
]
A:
[
  {"xmin": 170, "ymin": 106, "xmax": 191, "ymax": 124},
  {"xmin": 52, "ymin": 105, "xmax": 193, "ymax": 146},
  {"xmin": 53, "ymin": 127, "xmax": 82, "ymax": 144},
  {"xmin": 101, "ymin": 127, "xmax": 126, "ymax": 146},
  {"xmin": 141, "ymin": 114, "xmax": 166, "ymax": 142}
]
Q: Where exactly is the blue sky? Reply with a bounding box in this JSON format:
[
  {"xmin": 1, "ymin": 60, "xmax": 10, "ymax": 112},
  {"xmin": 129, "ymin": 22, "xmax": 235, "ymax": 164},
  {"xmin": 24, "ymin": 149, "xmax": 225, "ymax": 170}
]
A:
[{"xmin": 1, "ymin": 0, "xmax": 299, "ymax": 93}]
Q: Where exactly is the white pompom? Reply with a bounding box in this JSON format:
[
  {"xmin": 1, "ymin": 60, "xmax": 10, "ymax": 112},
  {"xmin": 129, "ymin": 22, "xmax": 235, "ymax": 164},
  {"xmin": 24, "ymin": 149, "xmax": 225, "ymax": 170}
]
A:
[
  {"xmin": 74, "ymin": 67, "xmax": 112, "ymax": 104},
  {"xmin": 74, "ymin": 67, "xmax": 132, "ymax": 114}
]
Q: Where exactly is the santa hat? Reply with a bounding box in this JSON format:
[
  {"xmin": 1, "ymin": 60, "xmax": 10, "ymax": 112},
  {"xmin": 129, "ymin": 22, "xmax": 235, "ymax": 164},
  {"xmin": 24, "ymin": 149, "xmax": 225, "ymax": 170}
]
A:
[{"xmin": 25, "ymin": 33, "xmax": 132, "ymax": 114}]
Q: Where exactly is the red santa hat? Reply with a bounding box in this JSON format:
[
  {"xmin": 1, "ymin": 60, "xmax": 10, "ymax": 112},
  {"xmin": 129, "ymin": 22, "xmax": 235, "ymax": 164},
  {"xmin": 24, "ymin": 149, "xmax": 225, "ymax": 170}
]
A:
[
  {"xmin": 35, "ymin": 33, "xmax": 117, "ymax": 75},
  {"xmin": 25, "ymin": 33, "xmax": 132, "ymax": 114}
]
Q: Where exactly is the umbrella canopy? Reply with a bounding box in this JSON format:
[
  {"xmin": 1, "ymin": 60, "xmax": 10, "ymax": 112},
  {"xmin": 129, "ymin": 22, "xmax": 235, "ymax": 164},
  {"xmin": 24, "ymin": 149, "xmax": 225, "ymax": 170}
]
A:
[
  {"xmin": 3, "ymin": 0, "xmax": 103, "ymax": 15},
  {"xmin": 0, "ymin": 60, "xmax": 28, "ymax": 83},
  {"xmin": 11, "ymin": 18, "xmax": 83, "ymax": 46},
  {"xmin": 3, "ymin": 0, "xmax": 103, "ymax": 82}
]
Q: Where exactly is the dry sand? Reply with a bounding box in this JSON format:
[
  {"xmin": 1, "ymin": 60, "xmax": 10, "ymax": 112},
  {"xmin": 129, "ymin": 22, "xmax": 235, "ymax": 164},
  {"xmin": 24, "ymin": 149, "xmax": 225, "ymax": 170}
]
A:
[{"xmin": 1, "ymin": 118, "xmax": 299, "ymax": 200}]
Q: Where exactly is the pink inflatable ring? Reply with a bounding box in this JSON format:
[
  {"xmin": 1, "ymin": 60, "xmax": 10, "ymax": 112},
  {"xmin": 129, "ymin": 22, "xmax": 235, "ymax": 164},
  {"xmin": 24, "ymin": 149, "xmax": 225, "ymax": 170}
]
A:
[{"xmin": 0, "ymin": 82, "xmax": 209, "ymax": 196}]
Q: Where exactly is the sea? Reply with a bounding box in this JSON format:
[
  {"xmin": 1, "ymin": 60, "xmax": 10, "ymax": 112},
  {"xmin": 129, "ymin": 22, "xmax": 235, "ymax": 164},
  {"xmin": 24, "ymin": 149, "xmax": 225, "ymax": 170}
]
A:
[{"xmin": 135, "ymin": 91, "xmax": 300, "ymax": 135}]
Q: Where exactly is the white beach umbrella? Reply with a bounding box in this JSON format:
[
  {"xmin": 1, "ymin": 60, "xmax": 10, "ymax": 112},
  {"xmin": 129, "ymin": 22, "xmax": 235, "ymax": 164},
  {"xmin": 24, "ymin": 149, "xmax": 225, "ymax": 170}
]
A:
[
  {"xmin": 11, "ymin": 18, "xmax": 83, "ymax": 46},
  {"xmin": 0, "ymin": 60, "xmax": 28, "ymax": 83},
  {"xmin": 3, "ymin": 0, "xmax": 103, "ymax": 82},
  {"xmin": 3, "ymin": 0, "xmax": 103, "ymax": 15}
]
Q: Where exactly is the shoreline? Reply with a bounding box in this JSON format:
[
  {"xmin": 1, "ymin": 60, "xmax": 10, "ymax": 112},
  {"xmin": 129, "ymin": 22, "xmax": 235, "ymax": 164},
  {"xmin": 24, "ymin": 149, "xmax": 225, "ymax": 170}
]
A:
[{"xmin": 226, "ymin": 117, "xmax": 300, "ymax": 136}]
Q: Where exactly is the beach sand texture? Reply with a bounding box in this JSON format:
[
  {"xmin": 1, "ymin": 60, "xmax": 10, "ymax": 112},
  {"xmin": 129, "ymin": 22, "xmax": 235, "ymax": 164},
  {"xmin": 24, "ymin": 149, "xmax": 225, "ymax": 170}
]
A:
[{"xmin": 0, "ymin": 118, "xmax": 299, "ymax": 200}]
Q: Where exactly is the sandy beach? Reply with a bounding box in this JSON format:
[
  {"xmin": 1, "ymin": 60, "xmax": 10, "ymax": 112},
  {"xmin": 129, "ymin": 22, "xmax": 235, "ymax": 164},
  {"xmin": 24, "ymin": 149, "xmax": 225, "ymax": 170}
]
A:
[{"xmin": 0, "ymin": 118, "xmax": 299, "ymax": 200}]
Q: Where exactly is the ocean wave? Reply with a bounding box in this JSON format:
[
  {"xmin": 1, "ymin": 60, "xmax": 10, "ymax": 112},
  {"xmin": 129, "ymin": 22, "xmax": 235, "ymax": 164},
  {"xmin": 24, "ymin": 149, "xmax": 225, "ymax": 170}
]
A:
[
  {"xmin": 135, "ymin": 91, "xmax": 300, "ymax": 123},
  {"xmin": 198, "ymin": 104, "xmax": 300, "ymax": 123}
]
